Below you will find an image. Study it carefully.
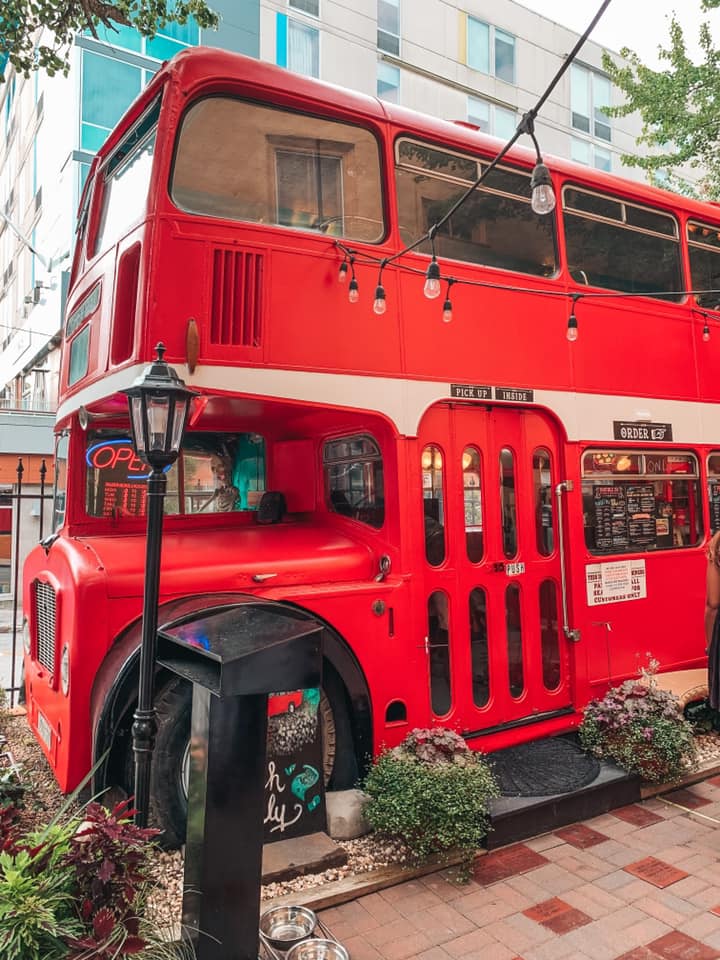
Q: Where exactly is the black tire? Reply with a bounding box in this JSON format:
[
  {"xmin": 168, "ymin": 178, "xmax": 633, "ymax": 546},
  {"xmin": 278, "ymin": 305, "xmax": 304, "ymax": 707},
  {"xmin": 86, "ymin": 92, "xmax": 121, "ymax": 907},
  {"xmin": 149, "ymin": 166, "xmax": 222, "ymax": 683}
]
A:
[
  {"xmin": 123, "ymin": 676, "xmax": 191, "ymax": 850},
  {"xmin": 123, "ymin": 669, "xmax": 358, "ymax": 849}
]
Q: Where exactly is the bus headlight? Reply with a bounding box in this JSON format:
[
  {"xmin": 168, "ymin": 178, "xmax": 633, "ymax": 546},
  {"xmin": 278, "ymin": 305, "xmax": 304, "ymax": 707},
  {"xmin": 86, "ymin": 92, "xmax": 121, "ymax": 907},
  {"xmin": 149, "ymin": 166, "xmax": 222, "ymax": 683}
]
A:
[
  {"xmin": 22, "ymin": 618, "xmax": 30, "ymax": 656},
  {"xmin": 60, "ymin": 645, "xmax": 70, "ymax": 696}
]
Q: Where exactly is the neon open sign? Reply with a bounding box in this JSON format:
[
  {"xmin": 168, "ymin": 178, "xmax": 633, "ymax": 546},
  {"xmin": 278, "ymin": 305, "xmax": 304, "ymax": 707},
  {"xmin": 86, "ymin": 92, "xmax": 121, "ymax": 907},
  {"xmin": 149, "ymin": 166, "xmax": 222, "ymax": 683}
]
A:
[{"xmin": 85, "ymin": 439, "xmax": 170, "ymax": 480}]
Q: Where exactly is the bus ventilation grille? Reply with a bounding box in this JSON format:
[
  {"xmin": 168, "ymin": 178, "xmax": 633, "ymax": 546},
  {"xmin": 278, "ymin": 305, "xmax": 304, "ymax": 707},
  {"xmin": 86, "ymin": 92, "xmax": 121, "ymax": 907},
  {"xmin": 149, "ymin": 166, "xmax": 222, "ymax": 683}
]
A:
[
  {"xmin": 210, "ymin": 249, "xmax": 263, "ymax": 347},
  {"xmin": 34, "ymin": 580, "xmax": 56, "ymax": 674}
]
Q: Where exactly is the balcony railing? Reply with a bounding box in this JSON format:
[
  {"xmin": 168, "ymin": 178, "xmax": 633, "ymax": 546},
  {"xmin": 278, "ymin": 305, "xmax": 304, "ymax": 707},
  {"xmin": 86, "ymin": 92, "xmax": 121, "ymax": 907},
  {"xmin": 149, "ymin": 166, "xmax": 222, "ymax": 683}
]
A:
[{"xmin": 0, "ymin": 398, "xmax": 56, "ymax": 414}]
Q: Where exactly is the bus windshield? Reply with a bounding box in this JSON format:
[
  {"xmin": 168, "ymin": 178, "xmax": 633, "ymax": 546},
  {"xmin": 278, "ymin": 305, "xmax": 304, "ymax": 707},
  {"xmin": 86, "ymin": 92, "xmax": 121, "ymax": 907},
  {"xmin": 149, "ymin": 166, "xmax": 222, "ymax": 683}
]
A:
[{"xmin": 85, "ymin": 431, "xmax": 266, "ymax": 518}]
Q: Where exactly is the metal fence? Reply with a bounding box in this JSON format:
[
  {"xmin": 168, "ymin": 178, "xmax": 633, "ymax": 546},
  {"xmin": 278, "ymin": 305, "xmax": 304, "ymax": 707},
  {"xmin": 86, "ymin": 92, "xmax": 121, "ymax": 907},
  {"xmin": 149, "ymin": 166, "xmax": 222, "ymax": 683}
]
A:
[{"xmin": 3, "ymin": 458, "xmax": 52, "ymax": 706}]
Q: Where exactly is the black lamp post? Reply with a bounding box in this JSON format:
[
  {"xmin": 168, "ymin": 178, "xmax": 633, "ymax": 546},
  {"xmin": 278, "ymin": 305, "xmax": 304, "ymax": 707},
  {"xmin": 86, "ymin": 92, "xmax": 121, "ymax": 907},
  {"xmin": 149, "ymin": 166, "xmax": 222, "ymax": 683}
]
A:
[{"xmin": 122, "ymin": 343, "xmax": 196, "ymax": 827}]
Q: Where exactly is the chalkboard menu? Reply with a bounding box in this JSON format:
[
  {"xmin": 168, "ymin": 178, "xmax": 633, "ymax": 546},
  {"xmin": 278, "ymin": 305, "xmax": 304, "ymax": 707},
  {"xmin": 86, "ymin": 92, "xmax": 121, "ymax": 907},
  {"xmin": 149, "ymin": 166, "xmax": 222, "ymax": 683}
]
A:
[
  {"xmin": 626, "ymin": 483, "xmax": 657, "ymax": 547},
  {"xmin": 593, "ymin": 485, "xmax": 629, "ymax": 550},
  {"xmin": 711, "ymin": 481, "xmax": 720, "ymax": 533},
  {"xmin": 593, "ymin": 482, "xmax": 662, "ymax": 551}
]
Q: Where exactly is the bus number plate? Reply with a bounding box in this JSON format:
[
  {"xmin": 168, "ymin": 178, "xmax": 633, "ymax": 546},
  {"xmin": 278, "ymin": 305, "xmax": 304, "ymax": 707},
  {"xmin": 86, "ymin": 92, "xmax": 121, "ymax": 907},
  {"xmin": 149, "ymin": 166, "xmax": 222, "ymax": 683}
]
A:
[
  {"xmin": 506, "ymin": 562, "xmax": 525, "ymax": 575},
  {"xmin": 36, "ymin": 710, "xmax": 52, "ymax": 750}
]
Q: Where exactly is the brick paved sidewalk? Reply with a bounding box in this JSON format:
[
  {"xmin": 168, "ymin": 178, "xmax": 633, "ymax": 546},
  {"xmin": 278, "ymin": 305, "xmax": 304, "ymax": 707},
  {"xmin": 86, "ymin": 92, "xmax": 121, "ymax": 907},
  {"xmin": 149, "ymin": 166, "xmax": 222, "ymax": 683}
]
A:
[{"xmin": 319, "ymin": 776, "xmax": 720, "ymax": 960}]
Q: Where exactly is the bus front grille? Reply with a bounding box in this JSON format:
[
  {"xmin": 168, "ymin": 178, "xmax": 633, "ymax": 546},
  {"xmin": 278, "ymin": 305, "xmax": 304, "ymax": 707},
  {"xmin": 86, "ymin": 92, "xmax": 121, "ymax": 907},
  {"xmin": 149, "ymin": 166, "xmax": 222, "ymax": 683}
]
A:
[
  {"xmin": 210, "ymin": 248, "xmax": 263, "ymax": 347},
  {"xmin": 34, "ymin": 580, "xmax": 56, "ymax": 674}
]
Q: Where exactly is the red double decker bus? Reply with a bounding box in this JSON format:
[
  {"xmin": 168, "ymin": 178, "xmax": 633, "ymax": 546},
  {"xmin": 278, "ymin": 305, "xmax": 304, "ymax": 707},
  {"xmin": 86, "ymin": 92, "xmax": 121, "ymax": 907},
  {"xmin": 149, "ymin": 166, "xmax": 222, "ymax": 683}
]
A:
[{"xmin": 23, "ymin": 46, "xmax": 720, "ymax": 844}]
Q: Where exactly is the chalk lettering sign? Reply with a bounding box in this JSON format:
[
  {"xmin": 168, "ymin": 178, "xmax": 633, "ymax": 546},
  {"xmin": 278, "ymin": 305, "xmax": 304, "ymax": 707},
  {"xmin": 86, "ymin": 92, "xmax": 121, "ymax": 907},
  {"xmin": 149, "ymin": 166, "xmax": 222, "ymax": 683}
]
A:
[
  {"xmin": 264, "ymin": 688, "xmax": 326, "ymax": 843},
  {"xmin": 613, "ymin": 421, "xmax": 673, "ymax": 442}
]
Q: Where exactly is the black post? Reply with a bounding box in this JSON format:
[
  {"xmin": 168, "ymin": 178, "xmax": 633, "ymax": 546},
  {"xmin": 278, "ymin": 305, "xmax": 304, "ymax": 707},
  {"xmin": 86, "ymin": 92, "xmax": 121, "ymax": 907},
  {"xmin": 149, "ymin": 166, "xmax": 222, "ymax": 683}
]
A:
[
  {"xmin": 10, "ymin": 458, "xmax": 23, "ymax": 708},
  {"xmin": 132, "ymin": 466, "xmax": 167, "ymax": 827}
]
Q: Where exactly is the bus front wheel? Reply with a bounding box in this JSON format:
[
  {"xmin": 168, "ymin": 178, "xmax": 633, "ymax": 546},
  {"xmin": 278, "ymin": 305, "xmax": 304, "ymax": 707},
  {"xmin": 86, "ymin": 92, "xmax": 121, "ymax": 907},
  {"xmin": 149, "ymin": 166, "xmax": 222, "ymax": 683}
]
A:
[{"xmin": 130, "ymin": 673, "xmax": 356, "ymax": 849}]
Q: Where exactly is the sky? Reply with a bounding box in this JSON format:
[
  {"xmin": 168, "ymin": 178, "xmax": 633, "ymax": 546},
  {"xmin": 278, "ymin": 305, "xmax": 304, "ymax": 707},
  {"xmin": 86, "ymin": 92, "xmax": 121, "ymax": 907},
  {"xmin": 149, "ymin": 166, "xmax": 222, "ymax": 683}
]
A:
[{"xmin": 519, "ymin": 0, "xmax": 720, "ymax": 67}]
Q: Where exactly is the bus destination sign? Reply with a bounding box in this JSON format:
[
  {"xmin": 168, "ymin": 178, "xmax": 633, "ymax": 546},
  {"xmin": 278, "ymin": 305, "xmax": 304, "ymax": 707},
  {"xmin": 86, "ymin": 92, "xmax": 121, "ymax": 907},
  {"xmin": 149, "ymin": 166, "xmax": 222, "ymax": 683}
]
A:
[
  {"xmin": 613, "ymin": 421, "xmax": 673, "ymax": 442},
  {"xmin": 451, "ymin": 384, "xmax": 534, "ymax": 402}
]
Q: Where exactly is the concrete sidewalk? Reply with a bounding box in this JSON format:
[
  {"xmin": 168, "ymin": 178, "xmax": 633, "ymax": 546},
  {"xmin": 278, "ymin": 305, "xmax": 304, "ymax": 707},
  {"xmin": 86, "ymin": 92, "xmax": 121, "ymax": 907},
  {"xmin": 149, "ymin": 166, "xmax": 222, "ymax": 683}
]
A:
[{"xmin": 318, "ymin": 776, "xmax": 720, "ymax": 960}]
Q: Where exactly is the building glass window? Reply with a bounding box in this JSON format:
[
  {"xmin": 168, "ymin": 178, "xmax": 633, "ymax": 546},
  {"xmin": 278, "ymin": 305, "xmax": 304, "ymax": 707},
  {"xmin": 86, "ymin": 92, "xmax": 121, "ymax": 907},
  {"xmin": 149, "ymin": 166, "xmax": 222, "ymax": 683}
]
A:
[
  {"xmin": 571, "ymin": 64, "xmax": 611, "ymax": 142},
  {"xmin": 378, "ymin": 0, "xmax": 400, "ymax": 55},
  {"xmin": 80, "ymin": 51, "xmax": 146, "ymax": 152},
  {"xmin": 288, "ymin": 18, "xmax": 320, "ymax": 77},
  {"xmin": 572, "ymin": 138, "xmax": 612, "ymax": 173},
  {"xmin": 377, "ymin": 62, "xmax": 400, "ymax": 102},
  {"xmin": 582, "ymin": 450, "xmax": 702, "ymax": 553},
  {"xmin": 468, "ymin": 96, "xmax": 516, "ymax": 139},
  {"xmin": 467, "ymin": 17, "xmax": 515, "ymax": 83},
  {"xmin": 90, "ymin": 0, "xmax": 199, "ymax": 59},
  {"xmin": 290, "ymin": 0, "xmax": 319, "ymax": 16}
]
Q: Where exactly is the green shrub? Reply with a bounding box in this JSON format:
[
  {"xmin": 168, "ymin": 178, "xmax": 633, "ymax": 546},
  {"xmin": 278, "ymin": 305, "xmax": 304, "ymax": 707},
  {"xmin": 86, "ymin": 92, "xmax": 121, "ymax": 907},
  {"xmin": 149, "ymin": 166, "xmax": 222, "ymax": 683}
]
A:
[
  {"xmin": 579, "ymin": 672, "xmax": 697, "ymax": 783},
  {"xmin": 0, "ymin": 798, "xmax": 187, "ymax": 959},
  {"xmin": 363, "ymin": 728, "xmax": 498, "ymax": 864}
]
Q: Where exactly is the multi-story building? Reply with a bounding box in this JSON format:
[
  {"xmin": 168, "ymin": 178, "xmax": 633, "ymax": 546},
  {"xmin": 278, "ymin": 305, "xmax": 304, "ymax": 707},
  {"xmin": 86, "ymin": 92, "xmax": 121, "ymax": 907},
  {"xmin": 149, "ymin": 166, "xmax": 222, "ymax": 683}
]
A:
[{"xmin": 0, "ymin": 0, "xmax": 692, "ymax": 416}]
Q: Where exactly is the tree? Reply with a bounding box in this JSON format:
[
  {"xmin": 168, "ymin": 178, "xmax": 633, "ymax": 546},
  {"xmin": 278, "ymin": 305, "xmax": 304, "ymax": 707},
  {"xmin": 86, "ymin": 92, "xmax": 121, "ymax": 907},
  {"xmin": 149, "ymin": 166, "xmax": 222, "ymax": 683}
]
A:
[
  {"xmin": 602, "ymin": 0, "xmax": 720, "ymax": 199},
  {"xmin": 0, "ymin": 1, "xmax": 219, "ymax": 81}
]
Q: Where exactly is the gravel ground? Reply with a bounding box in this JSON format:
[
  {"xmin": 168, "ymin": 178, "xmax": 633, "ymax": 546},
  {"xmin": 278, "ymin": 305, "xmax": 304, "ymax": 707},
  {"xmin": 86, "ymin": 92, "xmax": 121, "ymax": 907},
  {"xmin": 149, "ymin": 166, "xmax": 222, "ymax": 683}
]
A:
[{"xmin": 3, "ymin": 709, "xmax": 720, "ymax": 934}]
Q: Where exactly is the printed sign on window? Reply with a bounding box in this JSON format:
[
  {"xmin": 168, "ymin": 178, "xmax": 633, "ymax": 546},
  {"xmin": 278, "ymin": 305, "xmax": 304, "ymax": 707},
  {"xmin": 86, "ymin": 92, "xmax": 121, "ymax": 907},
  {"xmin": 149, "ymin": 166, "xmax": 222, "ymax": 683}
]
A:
[{"xmin": 585, "ymin": 559, "xmax": 647, "ymax": 606}]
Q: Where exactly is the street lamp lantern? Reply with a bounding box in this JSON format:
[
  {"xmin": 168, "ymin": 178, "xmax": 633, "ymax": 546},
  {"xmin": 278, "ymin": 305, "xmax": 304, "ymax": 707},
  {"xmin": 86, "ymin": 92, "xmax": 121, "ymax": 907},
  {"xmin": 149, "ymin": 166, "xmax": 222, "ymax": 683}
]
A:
[
  {"xmin": 125, "ymin": 343, "xmax": 194, "ymax": 469},
  {"xmin": 122, "ymin": 342, "xmax": 197, "ymax": 827}
]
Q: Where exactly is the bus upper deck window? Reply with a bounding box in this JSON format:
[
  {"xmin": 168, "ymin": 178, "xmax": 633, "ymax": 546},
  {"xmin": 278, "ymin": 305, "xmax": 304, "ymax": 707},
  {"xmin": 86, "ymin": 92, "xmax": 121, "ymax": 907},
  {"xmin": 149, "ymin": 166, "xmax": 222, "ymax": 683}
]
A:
[
  {"xmin": 395, "ymin": 138, "xmax": 557, "ymax": 277},
  {"xmin": 688, "ymin": 222, "xmax": 720, "ymax": 309},
  {"xmin": 91, "ymin": 98, "xmax": 160, "ymax": 258},
  {"xmin": 324, "ymin": 435, "xmax": 384, "ymax": 528},
  {"xmin": 563, "ymin": 186, "xmax": 683, "ymax": 300},
  {"xmin": 171, "ymin": 97, "xmax": 384, "ymax": 244},
  {"xmin": 581, "ymin": 450, "xmax": 701, "ymax": 554}
]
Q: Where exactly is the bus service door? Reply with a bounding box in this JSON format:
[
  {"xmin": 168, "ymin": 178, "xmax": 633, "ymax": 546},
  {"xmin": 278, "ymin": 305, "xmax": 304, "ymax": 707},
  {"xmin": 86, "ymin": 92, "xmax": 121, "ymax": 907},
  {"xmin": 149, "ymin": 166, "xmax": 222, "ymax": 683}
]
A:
[{"xmin": 418, "ymin": 403, "xmax": 572, "ymax": 733}]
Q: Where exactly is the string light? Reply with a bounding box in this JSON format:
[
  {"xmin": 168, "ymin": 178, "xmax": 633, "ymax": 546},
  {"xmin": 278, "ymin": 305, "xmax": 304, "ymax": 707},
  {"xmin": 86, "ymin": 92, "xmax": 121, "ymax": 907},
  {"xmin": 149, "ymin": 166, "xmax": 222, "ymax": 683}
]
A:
[
  {"xmin": 567, "ymin": 295, "xmax": 579, "ymax": 342},
  {"xmin": 373, "ymin": 261, "xmax": 388, "ymax": 315},
  {"xmin": 347, "ymin": 255, "xmax": 359, "ymax": 303},
  {"xmin": 442, "ymin": 280, "xmax": 454, "ymax": 324},
  {"xmin": 519, "ymin": 112, "xmax": 556, "ymax": 216},
  {"xmin": 424, "ymin": 257, "xmax": 442, "ymax": 299},
  {"xmin": 338, "ymin": 259, "xmax": 348, "ymax": 283},
  {"xmin": 703, "ymin": 322, "xmax": 711, "ymax": 342}
]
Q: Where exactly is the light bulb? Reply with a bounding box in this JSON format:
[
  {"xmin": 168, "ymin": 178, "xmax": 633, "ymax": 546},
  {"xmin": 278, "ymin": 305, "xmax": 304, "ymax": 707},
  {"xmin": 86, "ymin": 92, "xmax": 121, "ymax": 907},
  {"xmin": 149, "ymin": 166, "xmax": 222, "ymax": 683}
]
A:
[
  {"xmin": 530, "ymin": 162, "xmax": 556, "ymax": 215},
  {"xmin": 348, "ymin": 278, "xmax": 359, "ymax": 303},
  {"xmin": 442, "ymin": 298, "xmax": 453, "ymax": 323},
  {"xmin": 424, "ymin": 259, "xmax": 441, "ymax": 299},
  {"xmin": 703, "ymin": 324, "xmax": 710, "ymax": 342},
  {"xmin": 373, "ymin": 284, "xmax": 386, "ymax": 315},
  {"xmin": 338, "ymin": 261, "xmax": 348, "ymax": 283},
  {"xmin": 567, "ymin": 315, "xmax": 578, "ymax": 342}
]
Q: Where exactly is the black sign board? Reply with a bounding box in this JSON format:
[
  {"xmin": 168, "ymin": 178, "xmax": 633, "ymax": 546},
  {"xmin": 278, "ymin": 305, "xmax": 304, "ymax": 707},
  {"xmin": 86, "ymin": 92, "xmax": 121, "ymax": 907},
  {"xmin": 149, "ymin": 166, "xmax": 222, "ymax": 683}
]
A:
[
  {"xmin": 264, "ymin": 688, "xmax": 326, "ymax": 843},
  {"xmin": 711, "ymin": 481, "xmax": 720, "ymax": 533},
  {"xmin": 451, "ymin": 383, "xmax": 492, "ymax": 400},
  {"xmin": 495, "ymin": 387, "xmax": 534, "ymax": 403},
  {"xmin": 593, "ymin": 484, "xmax": 629, "ymax": 550},
  {"xmin": 613, "ymin": 421, "xmax": 673, "ymax": 442}
]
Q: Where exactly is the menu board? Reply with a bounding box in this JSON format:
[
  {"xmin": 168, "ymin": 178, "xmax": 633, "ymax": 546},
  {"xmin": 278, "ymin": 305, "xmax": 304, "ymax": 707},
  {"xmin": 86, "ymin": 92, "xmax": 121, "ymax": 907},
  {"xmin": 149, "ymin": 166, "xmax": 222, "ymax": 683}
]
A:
[
  {"xmin": 626, "ymin": 483, "xmax": 657, "ymax": 547},
  {"xmin": 593, "ymin": 485, "xmax": 629, "ymax": 550},
  {"xmin": 711, "ymin": 481, "xmax": 720, "ymax": 534},
  {"xmin": 86, "ymin": 439, "xmax": 149, "ymax": 518}
]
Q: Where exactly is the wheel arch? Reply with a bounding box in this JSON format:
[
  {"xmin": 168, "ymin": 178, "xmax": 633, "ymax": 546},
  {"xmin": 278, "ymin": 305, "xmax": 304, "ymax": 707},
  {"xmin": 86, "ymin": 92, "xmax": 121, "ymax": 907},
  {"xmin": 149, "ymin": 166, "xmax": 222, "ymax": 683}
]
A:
[{"xmin": 90, "ymin": 594, "xmax": 373, "ymax": 793}]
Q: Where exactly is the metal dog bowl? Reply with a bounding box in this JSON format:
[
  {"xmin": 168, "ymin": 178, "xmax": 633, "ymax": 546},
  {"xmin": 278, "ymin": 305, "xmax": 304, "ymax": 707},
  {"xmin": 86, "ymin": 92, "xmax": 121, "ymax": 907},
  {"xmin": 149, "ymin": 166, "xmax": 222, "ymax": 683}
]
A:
[
  {"xmin": 286, "ymin": 938, "xmax": 349, "ymax": 960},
  {"xmin": 259, "ymin": 905, "xmax": 317, "ymax": 951}
]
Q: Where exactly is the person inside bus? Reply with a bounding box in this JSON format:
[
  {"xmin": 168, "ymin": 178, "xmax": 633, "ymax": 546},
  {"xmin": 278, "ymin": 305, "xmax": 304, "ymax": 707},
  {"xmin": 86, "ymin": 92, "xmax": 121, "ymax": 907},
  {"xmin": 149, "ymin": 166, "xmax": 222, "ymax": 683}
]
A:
[{"xmin": 704, "ymin": 530, "xmax": 720, "ymax": 711}]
